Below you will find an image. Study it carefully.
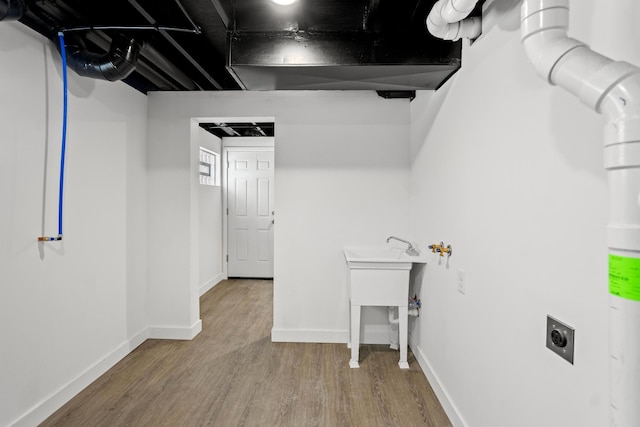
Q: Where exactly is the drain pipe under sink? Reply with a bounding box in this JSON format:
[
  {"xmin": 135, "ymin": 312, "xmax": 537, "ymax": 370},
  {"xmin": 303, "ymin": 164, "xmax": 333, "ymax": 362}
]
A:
[
  {"xmin": 389, "ymin": 307, "xmax": 400, "ymax": 350},
  {"xmin": 521, "ymin": 1, "xmax": 640, "ymax": 425},
  {"xmin": 389, "ymin": 306, "xmax": 420, "ymax": 350}
]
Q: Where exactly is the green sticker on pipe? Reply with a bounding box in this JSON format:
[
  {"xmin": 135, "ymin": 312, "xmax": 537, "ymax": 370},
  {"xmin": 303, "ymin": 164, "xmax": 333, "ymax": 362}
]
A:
[{"xmin": 609, "ymin": 254, "xmax": 640, "ymax": 302}]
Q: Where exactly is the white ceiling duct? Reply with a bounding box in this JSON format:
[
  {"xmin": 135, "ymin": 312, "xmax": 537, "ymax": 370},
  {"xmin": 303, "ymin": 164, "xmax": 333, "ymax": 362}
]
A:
[{"xmin": 426, "ymin": 0, "xmax": 482, "ymax": 41}]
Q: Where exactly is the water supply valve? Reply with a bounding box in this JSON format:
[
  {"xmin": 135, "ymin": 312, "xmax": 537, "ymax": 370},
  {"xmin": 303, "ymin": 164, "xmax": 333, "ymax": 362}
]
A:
[
  {"xmin": 428, "ymin": 242, "xmax": 452, "ymax": 257},
  {"xmin": 37, "ymin": 234, "xmax": 63, "ymax": 241},
  {"xmin": 409, "ymin": 295, "xmax": 421, "ymax": 317}
]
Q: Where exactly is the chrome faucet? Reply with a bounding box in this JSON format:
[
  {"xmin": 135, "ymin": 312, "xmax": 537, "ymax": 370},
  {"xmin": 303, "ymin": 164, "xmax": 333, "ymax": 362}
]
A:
[{"xmin": 386, "ymin": 236, "xmax": 420, "ymax": 256}]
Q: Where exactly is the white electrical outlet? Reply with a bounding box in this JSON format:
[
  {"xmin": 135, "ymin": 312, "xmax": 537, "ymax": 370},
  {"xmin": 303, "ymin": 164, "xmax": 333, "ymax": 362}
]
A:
[{"xmin": 457, "ymin": 269, "xmax": 466, "ymax": 294}]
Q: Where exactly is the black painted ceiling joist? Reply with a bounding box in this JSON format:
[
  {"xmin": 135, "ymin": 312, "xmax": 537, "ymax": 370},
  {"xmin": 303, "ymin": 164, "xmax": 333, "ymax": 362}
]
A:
[
  {"xmin": 10, "ymin": 0, "xmax": 483, "ymax": 93},
  {"xmin": 127, "ymin": 0, "xmax": 219, "ymax": 90}
]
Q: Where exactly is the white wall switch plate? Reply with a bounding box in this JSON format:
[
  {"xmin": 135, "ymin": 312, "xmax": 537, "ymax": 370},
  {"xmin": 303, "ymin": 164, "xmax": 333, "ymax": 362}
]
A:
[{"xmin": 457, "ymin": 269, "xmax": 466, "ymax": 294}]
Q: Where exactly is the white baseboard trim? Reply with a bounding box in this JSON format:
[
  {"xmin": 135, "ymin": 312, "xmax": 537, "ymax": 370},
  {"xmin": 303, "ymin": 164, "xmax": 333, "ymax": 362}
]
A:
[
  {"xmin": 271, "ymin": 325, "xmax": 391, "ymax": 345},
  {"xmin": 10, "ymin": 328, "xmax": 149, "ymax": 427},
  {"xmin": 408, "ymin": 333, "xmax": 466, "ymax": 427},
  {"xmin": 148, "ymin": 319, "xmax": 202, "ymax": 340},
  {"xmin": 11, "ymin": 319, "xmax": 205, "ymax": 427},
  {"xmin": 271, "ymin": 328, "xmax": 347, "ymax": 343},
  {"xmin": 199, "ymin": 273, "xmax": 226, "ymax": 296}
]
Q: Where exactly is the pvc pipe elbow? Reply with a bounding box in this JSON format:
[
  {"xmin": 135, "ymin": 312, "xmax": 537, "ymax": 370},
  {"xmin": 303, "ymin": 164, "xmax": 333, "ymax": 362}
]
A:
[
  {"xmin": 441, "ymin": 0, "xmax": 478, "ymax": 23},
  {"xmin": 459, "ymin": 16, "xmax": 481, "ymax": 40},
  {"xmin": 388, "ymin": 306, "xmax": 400, "ymax": 324},
  {"xmin": 426, "ymin": 17, "xmax": 455, "ymax": 40},
  {"xmin": 582, "ymin": 62, "xmax": 640, "ymax": 116},
  {"xmin": 600, "ymin": 71, "xmax": 640, "ymax": 145},
  {"xmin": 521, "ymin": 0, "xmax": 640, "ymax": 124},
  {"xmin": 426, "ymin": 0, "xmax": 481, "ymax": 41},
  {"xmin": 522, "ymin": 33, "xmax": 585, "ymax": 84},
  {"xmin": 521, "ymin": 0, "xmax": 585, "ymax": 84},
  {"xmin": 427, "ymin": 16, "xmax": 481, "ymax": 41},
  {"xmin": 521, "ymin": 0, "xmax": 570, "ymax": 19}
]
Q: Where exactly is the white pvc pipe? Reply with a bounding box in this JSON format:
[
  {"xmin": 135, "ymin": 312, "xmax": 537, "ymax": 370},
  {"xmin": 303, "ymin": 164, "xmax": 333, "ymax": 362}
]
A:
[
  {"xmin": 388, "ymin": 306, "xmax": 400, "ymax": 324},
  {"xmin": 426, "ymin": 0, "xmax": 482, "ymax": 41},
  {"xmin": 389, "ymin": 305, "xmax": 420, "ymax": 349},
  {"xmin": 522, "ymin": 1, "xmax": 640, "ymax": 425},
  {"xmin": 389, "ymin": 306, "xmax": 400, "ymax": 350}
]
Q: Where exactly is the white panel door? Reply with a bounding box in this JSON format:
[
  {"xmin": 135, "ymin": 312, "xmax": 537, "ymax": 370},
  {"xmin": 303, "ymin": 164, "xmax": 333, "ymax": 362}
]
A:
[{"xmin": 227, "ymin": 150, "xmax": 274, "ymax": 278}]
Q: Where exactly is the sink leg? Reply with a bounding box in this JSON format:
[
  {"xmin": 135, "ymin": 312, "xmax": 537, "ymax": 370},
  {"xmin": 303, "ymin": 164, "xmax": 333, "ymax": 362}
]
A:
[
  {"xmin": 349, "ymin": 304, "xmax": 361, "ymax": 368},
  {"xmin": 347, "ymin": 299, "xmax": 352, "ymax": 349},
  {"xmin": 398, "ymin": 306, "xmax": 409, "ymax": 369},
  {"xmin": 347, "ymin": 305, "xmax": 350, "ymax": 349}
]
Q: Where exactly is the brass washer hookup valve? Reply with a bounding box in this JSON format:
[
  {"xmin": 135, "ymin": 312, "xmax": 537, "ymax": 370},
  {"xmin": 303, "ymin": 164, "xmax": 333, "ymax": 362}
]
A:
[
  {"xmin": 428, "ymin": 243, "xmax": 442, "ymax": 253},
  {"xmin": 428, "ymin": 242, "xmax": 453, "ymax": 257}
]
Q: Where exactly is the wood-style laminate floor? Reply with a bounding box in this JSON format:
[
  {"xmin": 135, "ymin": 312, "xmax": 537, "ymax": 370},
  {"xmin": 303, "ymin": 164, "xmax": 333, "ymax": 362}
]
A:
[{"xmin": 41, "ymin": 279, "xmax": 452, "ymax": 427}]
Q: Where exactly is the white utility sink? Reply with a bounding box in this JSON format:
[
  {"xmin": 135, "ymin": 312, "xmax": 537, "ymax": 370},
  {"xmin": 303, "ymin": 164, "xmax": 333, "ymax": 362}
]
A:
[
  {"xmin": 344, "ymin": 246, "xmax": 427, "ymax": 268},
  {"xmin": 344, "ymin": 245, "xmax": 426, "ymax": 369}
]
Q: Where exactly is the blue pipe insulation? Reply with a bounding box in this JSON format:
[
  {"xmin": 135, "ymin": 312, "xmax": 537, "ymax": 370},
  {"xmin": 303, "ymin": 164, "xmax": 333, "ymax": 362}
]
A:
[
  {"xmin": 38, "ymin": 32, "xmax": 67, "ymax": 242},
  {"xmin": 58, "ymin": 31, "xmax": 68, "ymax": 238},
  {"xmin": 39, "ymin": 32, "xmax": 139, "ymax": 241}
]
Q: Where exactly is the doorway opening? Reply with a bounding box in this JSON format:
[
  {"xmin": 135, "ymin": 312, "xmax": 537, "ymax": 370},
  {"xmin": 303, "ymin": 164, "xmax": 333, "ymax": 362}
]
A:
[{"xmin": 198, "ymin": 117, "xmax": 275, "ymax": 281}]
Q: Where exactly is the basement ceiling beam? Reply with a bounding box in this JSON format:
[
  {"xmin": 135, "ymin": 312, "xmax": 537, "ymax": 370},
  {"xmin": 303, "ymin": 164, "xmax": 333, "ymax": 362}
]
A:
[
  {"xmin": 364, "ymin": 0, "xmax": 380, "ymax": 30},
  {"xmin": 409, "ymin": 0, "xmax": 426, "ymax": 24},
  {"xmin": 127, "ymin": 0, "xmax": 222, "ymax": 89},
  {"xmin": 210, "ymin": 0, "xmax": 231, "ymax": 29}
]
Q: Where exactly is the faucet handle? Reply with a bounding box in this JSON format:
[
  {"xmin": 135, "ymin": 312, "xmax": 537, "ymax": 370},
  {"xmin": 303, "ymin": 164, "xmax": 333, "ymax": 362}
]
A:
[{"xmin": 440, "ymin": 244, "xmax": 452, "ymax": 257}]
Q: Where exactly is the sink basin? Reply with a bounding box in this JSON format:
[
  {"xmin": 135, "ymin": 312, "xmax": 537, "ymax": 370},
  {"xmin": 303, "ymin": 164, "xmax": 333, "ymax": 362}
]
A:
[
  {"xmin": 344, "ymin": 245, "xmax": 425, "ymax": 370},
  {"xmin": 344, "ymin": 246, "xmax": 427, "ymax": 269}
]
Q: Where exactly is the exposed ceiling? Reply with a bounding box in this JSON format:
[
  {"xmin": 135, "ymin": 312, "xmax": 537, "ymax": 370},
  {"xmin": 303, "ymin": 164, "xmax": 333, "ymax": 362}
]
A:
[
  {"xmin": 199, "ymin": 121, "xmax": 275, "ymax": 138},
  {"xmin": 12, "ymin": 0, "xmax": 483, "ymax": 95}
]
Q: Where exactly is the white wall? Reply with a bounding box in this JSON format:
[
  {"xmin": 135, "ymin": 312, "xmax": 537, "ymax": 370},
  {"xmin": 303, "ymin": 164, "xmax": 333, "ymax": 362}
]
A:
[
  {"xmin": 407, "ymin": 0, "xmax": 639, "ymax": 425},
  {"xmin": 7, "ymin": 1, "xmax": 629, "ymax": 423},
  {"xmin": 0, "ymin": 23, "xmax": 148, "ymax": 426},
  {"xmin": 146, "ymin": 91, "xmax": 411, "ymax": 344},
  {"xmin": 198, "ymin": 128, "xmax": 224, "ymax": 295}
]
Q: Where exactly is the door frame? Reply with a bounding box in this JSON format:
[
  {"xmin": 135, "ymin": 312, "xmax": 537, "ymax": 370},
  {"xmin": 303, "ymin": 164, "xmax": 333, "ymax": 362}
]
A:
[{"xmin": 222, "ymin": 137, "xmax": 275, "ymax": 278}]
